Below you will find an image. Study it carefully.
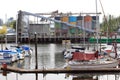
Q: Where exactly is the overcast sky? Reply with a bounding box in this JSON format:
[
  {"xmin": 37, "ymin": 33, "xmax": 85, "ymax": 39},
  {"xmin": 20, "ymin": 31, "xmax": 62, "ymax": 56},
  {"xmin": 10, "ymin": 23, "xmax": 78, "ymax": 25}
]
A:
[{"xmin": 0, "ymin": 0, "xmax": 120, "ymax": 22}]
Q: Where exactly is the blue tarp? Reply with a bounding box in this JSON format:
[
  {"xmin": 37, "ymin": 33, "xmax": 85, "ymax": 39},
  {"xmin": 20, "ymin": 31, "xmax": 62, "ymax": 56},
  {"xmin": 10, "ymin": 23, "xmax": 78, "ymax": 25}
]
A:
[{"xmin": 22, "ymin": 46, "xmax": 30, "ymax": 51}]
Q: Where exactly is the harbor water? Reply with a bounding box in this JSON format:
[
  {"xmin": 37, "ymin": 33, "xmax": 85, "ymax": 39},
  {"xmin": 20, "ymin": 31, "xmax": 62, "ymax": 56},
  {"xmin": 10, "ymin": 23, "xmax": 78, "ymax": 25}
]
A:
[{"xmin": 0, "ymin": 43, "xmax": 120, "ymax": 80}]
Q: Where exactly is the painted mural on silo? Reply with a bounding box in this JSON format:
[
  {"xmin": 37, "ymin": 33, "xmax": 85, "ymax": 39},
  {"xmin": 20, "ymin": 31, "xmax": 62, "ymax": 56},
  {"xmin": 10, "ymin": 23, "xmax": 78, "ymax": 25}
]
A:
[
  {"xmin": 69, "ymin": 27, "xmax": 76, "ymax": 34},
  {"xmin": 69, "ymin": 16, "xmax": 77, "ymax": 22},
  {"xmin": 61, "ymin": 16, "xmax": 69, "ymax": 34},
  {"xmin": 61, "ymin": 23, "xmax": 68, "ymax": 34},
  {"xmin": 76, "ymin": 16, "xmax": 83, "ymax": 34},
  {"xmin": 76, "ymin": 16, "xmax": 83, "ymax": 27},
  {"xmin": 92, "ymin": 16, "xmax": 99, "ymax": 30},
  {"xmin": 84, "ymin": 15, "xmax": 92, "ymax": 30},
  {"xmin": 69, "ymin": 16, "xmax": 77, "ymax": 34},
  {"xmin": 61, "ymin": 16, "xmax": 69, "ymax": 22},
  {"xmin": 54, "ymin": 16, "xmax": 61, "ymax": 33}
]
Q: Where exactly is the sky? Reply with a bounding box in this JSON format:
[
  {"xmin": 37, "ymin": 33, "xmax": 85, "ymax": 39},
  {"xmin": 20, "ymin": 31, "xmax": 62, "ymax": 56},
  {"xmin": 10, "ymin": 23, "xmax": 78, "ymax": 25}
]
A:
[{"xmin": 0, "ymin": 0, "xmax": 120, "ymax": 22}]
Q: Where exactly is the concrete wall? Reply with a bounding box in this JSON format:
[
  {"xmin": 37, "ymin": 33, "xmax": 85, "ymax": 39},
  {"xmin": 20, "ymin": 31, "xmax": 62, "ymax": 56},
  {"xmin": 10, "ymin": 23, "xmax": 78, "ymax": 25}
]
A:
[{"xmin": 29, "ymin": 24, "xmax": 50, "ymax": 38}]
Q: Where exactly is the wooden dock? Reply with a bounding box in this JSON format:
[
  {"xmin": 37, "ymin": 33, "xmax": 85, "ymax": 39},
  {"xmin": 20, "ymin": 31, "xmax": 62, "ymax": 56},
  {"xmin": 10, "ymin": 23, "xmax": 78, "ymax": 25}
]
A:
[{"xmin": 1, "ymin": 66, "xmax": 120, "ymax": 74}]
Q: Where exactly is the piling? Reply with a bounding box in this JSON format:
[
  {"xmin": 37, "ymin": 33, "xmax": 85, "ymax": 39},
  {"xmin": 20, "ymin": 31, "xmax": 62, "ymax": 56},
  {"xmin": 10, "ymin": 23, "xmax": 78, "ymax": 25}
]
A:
[{"xmin": 34, "ymin": 32, "xmax": 38, "ymax": 80}]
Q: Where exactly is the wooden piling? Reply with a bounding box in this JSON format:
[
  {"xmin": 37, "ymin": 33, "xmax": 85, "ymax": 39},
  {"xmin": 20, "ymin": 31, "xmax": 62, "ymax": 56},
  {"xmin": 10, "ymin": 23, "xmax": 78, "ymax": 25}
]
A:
[{"xmin": 34, "ymin": 32, "xmax": 38, "ymax": 80}]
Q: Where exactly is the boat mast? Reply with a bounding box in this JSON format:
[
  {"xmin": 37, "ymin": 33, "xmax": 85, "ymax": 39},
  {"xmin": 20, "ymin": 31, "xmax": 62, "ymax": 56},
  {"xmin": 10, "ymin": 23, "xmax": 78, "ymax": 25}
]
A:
[
  {"xmin": 95, "ymin": 0, "xmax": 99, "ymax": 51},
  {"xmin": 82, "ymin": 15, "xmax": 85, "ymax": 48}
]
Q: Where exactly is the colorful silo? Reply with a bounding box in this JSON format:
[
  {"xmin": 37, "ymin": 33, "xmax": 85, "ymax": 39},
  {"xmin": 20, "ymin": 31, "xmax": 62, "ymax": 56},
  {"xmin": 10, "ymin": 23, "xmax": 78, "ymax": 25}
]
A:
[
  {"xmin": 69, "ymin": 16, "xmax": 77, "ymax": 22},
  {"xmin": 84, "ymin": 15, "xmax": 92, "ymax": 30},
  {"xmin": 76, "ymin": 16, "xmax": 83, "ymax": 34},
  {"xmin": 61, "ymin": 16, "xmax": 69, "ymax": 22},
  {"xmin": 69, "ymin": 27, "xmax": 76, "ymax": 34},
  {"xmin": 69, "ymin": 16, "xmax": 77, "ymax": 27},
  {"xmin": 61, "ymin": 24, "xmax": 68, "ymax": 34},
  {"xmin": 54, "ymin": 16, "xmax": 61, "ymax": 34},
  {"xmin": 92, "ymin": 16, "xmax": 99, "ymax": 30},
  {"xmin": 61, "ymin": 16, "xmax": 69, "ymax": 34},
  {"xmin": 76, "ymin": 16, "xmax": 83, "ymax": 27},
  {"xmin": 69, "ymin": 16, "xmax": 77, "ymax": 34}
]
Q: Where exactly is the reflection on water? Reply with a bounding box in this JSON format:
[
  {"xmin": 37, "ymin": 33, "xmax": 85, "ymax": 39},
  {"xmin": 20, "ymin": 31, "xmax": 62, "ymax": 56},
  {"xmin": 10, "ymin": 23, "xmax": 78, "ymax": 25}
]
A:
[
  {"xmin": 66, "ymin": 74, "xmax": 98, "ymax": 80},
  {"xmin": 0, "ymin": 43, "xmax": 120, "ymax": 80},
  {"xmin": 65, "ymin": 73, "xmax": 120, "ymax": 80}
]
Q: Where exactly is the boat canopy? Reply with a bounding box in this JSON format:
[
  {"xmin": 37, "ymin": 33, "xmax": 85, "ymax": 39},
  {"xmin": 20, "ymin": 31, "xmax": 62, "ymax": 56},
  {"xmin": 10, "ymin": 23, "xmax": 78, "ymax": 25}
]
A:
[{"xmin": 72, "ymin": 51, "xmax": 98, "ymax": 61}]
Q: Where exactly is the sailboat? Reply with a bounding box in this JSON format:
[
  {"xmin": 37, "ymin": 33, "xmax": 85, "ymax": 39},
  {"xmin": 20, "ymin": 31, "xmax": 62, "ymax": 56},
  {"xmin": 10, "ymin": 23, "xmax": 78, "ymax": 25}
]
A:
[
  {"xmin": 0, "ymin": 26, "xmax": 13, "ymax": 64},
  {"xmin": 63, "ymin": 0, "xmax": 119, "ymax": 69},
  {"xmin": 0, "ymin": 26, "xmax": 32, "ymax": 64}
]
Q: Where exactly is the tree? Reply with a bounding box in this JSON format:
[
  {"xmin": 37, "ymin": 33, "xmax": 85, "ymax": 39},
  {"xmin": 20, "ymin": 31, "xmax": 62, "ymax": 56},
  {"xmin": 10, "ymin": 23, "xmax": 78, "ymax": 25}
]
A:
[
  {"xmin": 100, "ymin": 15, "xmax": 120, "ymax": 34},
  {"xmin": 9, "ymin": 20, "xmax": 16, "ymax": 29}
]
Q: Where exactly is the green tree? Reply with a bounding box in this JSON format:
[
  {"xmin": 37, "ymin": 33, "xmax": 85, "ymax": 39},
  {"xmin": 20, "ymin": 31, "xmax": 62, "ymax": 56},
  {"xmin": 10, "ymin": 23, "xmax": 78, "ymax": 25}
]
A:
[
  {"xmin": 9, "ymin": 20, "xmax": 16, "ymax": 29},
  {"xmin": 101, "ymin": 15, "xmax": 120, "ymax": 34}
]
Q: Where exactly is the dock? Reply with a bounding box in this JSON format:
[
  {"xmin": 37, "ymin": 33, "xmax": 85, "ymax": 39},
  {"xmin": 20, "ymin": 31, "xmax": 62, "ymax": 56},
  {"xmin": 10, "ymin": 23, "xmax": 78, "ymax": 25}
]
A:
[{"xmin": 1, "ymin": 66, "xmax": 120, "ymax": 74}]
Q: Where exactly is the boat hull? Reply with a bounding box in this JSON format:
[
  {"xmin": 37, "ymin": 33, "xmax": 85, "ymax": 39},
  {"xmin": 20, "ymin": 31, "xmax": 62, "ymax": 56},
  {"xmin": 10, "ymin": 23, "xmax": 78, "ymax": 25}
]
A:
[
  {"xmin": 0, "ymin": 58, "xmax": 12, "ymax": 64},
  {"xmin": 65, "ymin": 60, "xmax": 119, "ymax": 70}
]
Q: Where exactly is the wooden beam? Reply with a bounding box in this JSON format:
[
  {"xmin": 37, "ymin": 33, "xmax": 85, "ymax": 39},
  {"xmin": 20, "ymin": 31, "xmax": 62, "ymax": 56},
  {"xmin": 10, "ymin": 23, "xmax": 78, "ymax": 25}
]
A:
[{"xmin": 1, "ymin": 66, "xmax": 120, "ymax": 74}]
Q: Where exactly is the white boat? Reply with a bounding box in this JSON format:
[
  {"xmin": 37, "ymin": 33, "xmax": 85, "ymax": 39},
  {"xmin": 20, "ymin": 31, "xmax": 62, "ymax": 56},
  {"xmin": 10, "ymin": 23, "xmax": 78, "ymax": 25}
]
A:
[
  {"xmin": 9, "ymin": 51, "xmax": 18, "ymax": 62},
  {"xmin": 63, "ymin": 40, "xmax": 119, "ymax": 69},
  {"xmin": 0, "ymin": 50, "xmax": 13, "ymax": 64},
  {"xmin": 100, "ymin": 43, "xmax": 120, "ymax": 58},
  {"xmin": 10, "ymin": 45, "xmax": 33, "ymax": 59},
  {"xmin": 21, "ymin": 45, "xmax": 33, "ymax": 57},
  {"xmin": 63, "ymin": 45, "xmax": 85, "ymax": 59},
  {"xmin": 10, "ymin": 46, "xmax": 25, "ymax": 60},
  {"xmin": 62, "ymin": 0, "xmax": 119, "ymax": 69},
  {"xmin": 64, "ymin": 50, "xmax": 119, "ymax": 69}
]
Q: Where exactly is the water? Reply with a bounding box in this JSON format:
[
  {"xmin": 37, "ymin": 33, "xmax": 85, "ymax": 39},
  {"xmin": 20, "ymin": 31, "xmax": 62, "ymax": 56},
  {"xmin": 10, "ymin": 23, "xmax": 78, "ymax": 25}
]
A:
[{"xmin": 0, "ymin": 43, "xmax": 120, "ymax": 80}]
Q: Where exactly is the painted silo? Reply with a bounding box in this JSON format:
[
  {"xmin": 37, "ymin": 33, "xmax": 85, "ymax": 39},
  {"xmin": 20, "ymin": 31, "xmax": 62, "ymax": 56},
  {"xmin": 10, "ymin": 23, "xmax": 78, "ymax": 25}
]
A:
[
  {"xmin": 55, "ymin": 23, "xmax": 61, "ymax": 29},
  {"xmin": 77, "ymin": 16, "xmax": 83, "ymax": 20},
  {"xmin": 61, "ymin": 16, "xmax": 68, "ymax": 34},
  {"xmin": 55, "ymin": 16, "xmax": 61, "ymax": 34},
  {"xmin": 76, "ymin": 16, "xmax": 83, "ymax": 27},
  {"xmin": 55, "ymin": 17, "xmax": 61, "ymax": 29},
  {"xmin": 92, "ymin": 16, "xmax": 96, "ymax": 30},
  {"xmin": 69, "ymin": 22, "xmax": 76, "ymax": 34},
  {"xmin": 69, "ymin": 22, "xmax": 76, "ymax": 26},
  {"xmin": 69, "ymin": 16, "xmax": 77, "ymax": 22},
  {"xmin": 76, "ymin": 16, "xmax": 83, "ymax": 35},
  {"xmin": 69, "ymin": 16, "xmax": 77, "ymax": 27},
  {"xmin": 92, "ymin": 16, "xmax": 99, "ymax": 30},
  {"xmin": 61, "ymin": 16, "xmax": 69, "ymax": 22},
  {"xmin": 69, "ymin": 27, "xmax": 76, "ymax": 34},
  {"xmin": 61, "ymin": 23, "xmax": 68, "ymax": 30},
  {"xmin": 84, "ymin": 15, "xmax": 92, "ymax": 30},
  {"xmin": 68, "ymin": 16, "xmax": 77, "ymax": 34}
]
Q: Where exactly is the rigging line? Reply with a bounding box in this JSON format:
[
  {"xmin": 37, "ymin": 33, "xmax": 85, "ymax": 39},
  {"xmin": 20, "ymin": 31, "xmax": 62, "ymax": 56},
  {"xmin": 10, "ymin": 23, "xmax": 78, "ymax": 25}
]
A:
[
  {"xmin": 99, "ymin": 0, "xmax": 109, "ymax": 43},
  {"xmin": 95, "ymin": 0, "xmax": 99, "ymax": 51},
  {"xmin": 99, "ymin": 0, "xmax": 108, "ymax": 24}
]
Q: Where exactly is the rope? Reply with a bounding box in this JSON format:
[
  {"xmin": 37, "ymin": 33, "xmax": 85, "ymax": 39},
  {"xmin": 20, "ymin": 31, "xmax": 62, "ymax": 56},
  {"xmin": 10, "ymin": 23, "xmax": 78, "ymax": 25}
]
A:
[{"xmin": 99, "ymin": 0, "xmax": 110, "ymax": 41}]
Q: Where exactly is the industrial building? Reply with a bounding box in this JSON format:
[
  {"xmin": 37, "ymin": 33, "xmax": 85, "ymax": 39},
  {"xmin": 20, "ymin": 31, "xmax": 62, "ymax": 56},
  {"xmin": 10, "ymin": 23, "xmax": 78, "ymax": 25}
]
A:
[{"xmin": 16, "ymin": 10, "xmax": 100, "ymax": 43}]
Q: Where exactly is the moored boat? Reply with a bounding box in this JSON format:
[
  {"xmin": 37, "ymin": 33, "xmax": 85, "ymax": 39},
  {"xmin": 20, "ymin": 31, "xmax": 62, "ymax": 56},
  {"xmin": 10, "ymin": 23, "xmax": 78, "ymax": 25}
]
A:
[
  {"xmin": 64, "ymin": 48, "xmax": 119, "ymax": 69},
  {"xmin": 21, "ymin": 45, "xmax": 33, "ymax": 57},
  {"xmin": 0, "ymin": 50, "xmax": 12, "ymax": 64},
  {"xmin": 63, "ymin": 45, "xmax": 85, "ymax": 59}
]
